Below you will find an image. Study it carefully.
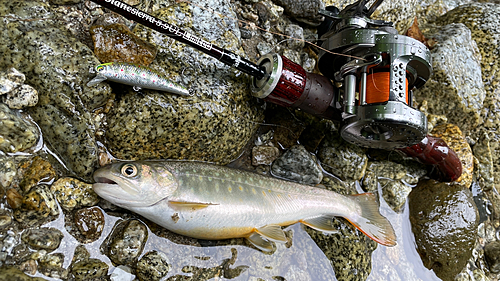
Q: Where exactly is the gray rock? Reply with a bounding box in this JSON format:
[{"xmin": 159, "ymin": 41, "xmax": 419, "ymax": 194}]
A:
[
  {"xmin": 0, "ymin": 266, "xmax": 46, "ymax": 281},
  {"xmin": 271, "ymin": 145, "xmax": 323, "ymax": 185},
  {"xmin": 0, "ymin": 68, "xmax": 25, "ymax": 95},
  {"xmin": 0, "ymin": 0, "xmax": 113, "ymax": 180},
  {"xmin": 272, "ymin": 0, "xmax": 324, "ymax": 25},
  {"xmin": 0, "ymin": 154, "xmax": 16, "ymax": 189},
  {"xmin": 104, "ymin": 219, "xmax": 148, "ymax": 266},
  {"xmin": 3, "ymin": 84, "xmax": 39, "ymax": 109},
  {"xmin": 105, "ymin": 1, "xmax": 263, "ymax": 164},
  {"xmin": 484, "ymin": 241, "xmax": 500, "ymax": 274},
  {"xmin": 136, "ymin": 251, "xmax": 170, "ymax": 281},
  {"xmin": 409, "ymin": 180, "xmax": 479, "ymax": 281},
  {"xmin": 21, "ymin": 228, "xmax": 64, "ymax": 252},
  {"xmin": 71, "ymin": 258, "xmax": 109, "ymax": 281},
  {"xmin": 37, "ymin": 252, "xmax": 68, "ymax": 279},
  {"xmin": 285, "ymin": 24, "xmax": 305, "ymax": 50},
  {"xmin": 317, "ymin": 132, "xmax": 368, "ymax": 181},
  {"xmin": 0, "ymin": 104, "xmax": 39, "ymax": 154},
  {"xmin": 415, "ymin": 23, "xmax": 485, "ymax": 133}
]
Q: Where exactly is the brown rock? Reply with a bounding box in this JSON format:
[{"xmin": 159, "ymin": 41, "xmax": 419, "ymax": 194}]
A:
[
  {"xmin": 19, "ymin": 156, "xmax": 57, "ymax": 193},
  {"xmin": 74, "ymin": 207, "xmax": 105, "ymax": 242}
]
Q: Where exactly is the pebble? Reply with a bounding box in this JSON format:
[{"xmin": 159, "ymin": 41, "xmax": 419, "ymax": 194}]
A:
[
  {"xmin": 19, "ymin": 259, "xmax": 37, "ymax": 275},
  {"xmin": 49, "ymin": 0, "xmax": 81, "ymax": 4},
  {"xmin": 74, "ymin": 207, "xmax": 105, "ymax": 242},
  {"xmin": 0, "ymin": 154, "xmax": 16, "ymax": 189},
  {"xmin": 272, "ymin": 0, "xmax": 324, "ymax": 25},
  {"xmin": 6, "ymin": 188, "xmax": 23, "ymax": 209},
  {"xmin": 71, "ymin": 258, "xmax": 109, "ymax": 281},
  {"xmin": 20, "ymin": 156, "xmax": 57, "ymax": 193},
  {"xmin": 50, "ymin": 177, "xmax": 100, "ymax": 211},
  {"xmin": 21, "ymin": 228, "xmax": 64, "ymax": 252},
  {"xmin": 105, "ymin": 219, "xmax": 148, "ymax": 265},
  {"xmin": 22, "ymin": 185, "xmax": 60, "ymax": 217},
  {"xmin": 0, "ymin": 103, "xmax": 39, "ymax": 154},
  {"xmin": 484, "ymin": 241, "xmax": 500, "ymax": 274},
  {"xmin": 71, "ymin": 245, "xmax": 90, "ymax": 265},
  {"xmin": 252, "ymin": 145, "xmax": 280, "ymax": 166},
  {"xmin": 285, "ymin": 24, "xmax": 305, "ymax": 50},
  {"xmin": 0, "ymin": 68, "xmax": 25, "ymax": 95},
  {"xmin": 271, "ymin": 145, "xmax": 323, "ymax": 185},
  {"xmin": 3, "ymin": 84, "xmax": 38, "ymax": 109},
  {"xmin": 90, "ymin": 23, "xmax": 157, "ymax": 66},
  {"xmin": 37, "ymin": 252, "xmax": 68, "ymax": 279},
  {"xmin": 136, "ymin": 251, "xmax": 170, "ymax": 281},
  {"xmin": 0, "ymin": 266, "xmax": 46, "ymax": 281}
]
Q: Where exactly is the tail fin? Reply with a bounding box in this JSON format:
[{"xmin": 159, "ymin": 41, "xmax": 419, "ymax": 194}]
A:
[{"xmin": 345, "ymin": 193, "xmax": 397, "ymax": 246}]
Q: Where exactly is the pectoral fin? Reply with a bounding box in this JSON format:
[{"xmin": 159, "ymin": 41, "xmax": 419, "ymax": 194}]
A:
[
  {"xmin": 301, "ymin": 215, "xmax": 339, "ymax": 234},
  {"xmin": 168, "ymin": 201, "xmax": 219, "ymax": 210},
  {"xmin": 87, "ymin": 75, "xmax": 107, "ymax": 87},
  {"xmin": 246, "ymin": 232, "xmax": 274, "ymax": 252}
]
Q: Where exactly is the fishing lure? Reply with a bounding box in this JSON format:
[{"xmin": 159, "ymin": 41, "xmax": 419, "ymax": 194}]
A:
[{"xmin": 87, "ymin": 62, "xmax": 190, "ymax": 96}]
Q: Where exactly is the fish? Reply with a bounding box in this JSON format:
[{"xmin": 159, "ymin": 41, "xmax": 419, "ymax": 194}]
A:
[
  {"xmin": 92, "ymin": 160, "xmax": 396, "ymax": 251},
  {"xmin": 87, "ymin": 62, "xmax": 190, "ymax": 96}
]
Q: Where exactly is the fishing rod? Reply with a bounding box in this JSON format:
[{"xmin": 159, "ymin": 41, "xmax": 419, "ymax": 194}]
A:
[{"xmin": 88, "ymin": 0, "xmax": 462, "ymax": 181}]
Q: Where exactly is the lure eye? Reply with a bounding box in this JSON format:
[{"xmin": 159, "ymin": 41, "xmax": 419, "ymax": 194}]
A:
[
  {"xmin": 96, "ymin": 65, "xmax": 104, "ymax": 72},
  {"xmin": 121, "ymin": 164, "xmax": 138, "ymax": 177}
]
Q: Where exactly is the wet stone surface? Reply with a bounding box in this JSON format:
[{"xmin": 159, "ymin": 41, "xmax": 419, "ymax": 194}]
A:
[
  {"xmin": 71, "ymin": 258, "xmax": 109, "ymax": 281},
  {"xmin": 409, "ymin": 180, "xmax": 479, "ymax": 281},
  {"xmin": 21, "ymin": 228, "xmax": 64, "ymax": 252},
  {"xmin": 272, "ymin": 0, "xmax": 325, "ymax": 25},
  {"xmin": 0, "ymin": 104, "xmax": 39, "ymax": 154},
  {"xmin": 74, "ymin": 207, "xmax": 105, "ymax": 243},
  {"xmin": 103, "ymin": 219, "xmax": 148, "ymax": 266},
  {"xmin": 271, "ymin": 144, "xmax": 323, "ymax": 185},
  {"xmin": 0, "ymin": 67, "xmax": 25, "ymax": 95},
  {"xmin": 136, "ymin": 250, "xmax": 170, "ymax": 281},
  {"xmin": 2, "ymin": 84, "xmax": 39, "ymax": 110},
  {"xmin": 484, "ymin": 241, "xmax": 500, "ymax": 274},
  {"xmin": 252, "ymin": 145, "xmax": 280, "ymax": 166},
  {"xmin": 50, "ymin": 177, "xmax": 100, "ymax": 211},
  {"xmin": 0, "ymin": 154, "xmax": 16, "ymax": 189},
  {"xmin": 37, "ymin": 252, "xmax": 68, "ymax": 279},
  {"xmin": 19, "ymin": 156, "xmax": 57, "ymax": 194},
  {"xmin": 0, "ymin": 266, "xmax": 47, "ymax": 281}
]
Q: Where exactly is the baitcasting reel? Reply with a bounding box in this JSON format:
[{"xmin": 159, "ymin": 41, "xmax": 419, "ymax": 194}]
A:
[{"xmin": 251, "ymin": 0, "xmax": 432, "ymax": 150}]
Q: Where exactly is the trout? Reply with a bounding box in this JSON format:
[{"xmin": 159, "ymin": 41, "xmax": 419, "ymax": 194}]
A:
[{"xmin": 93, "ymin": 160, "xmax": 396, "ymax": 251}]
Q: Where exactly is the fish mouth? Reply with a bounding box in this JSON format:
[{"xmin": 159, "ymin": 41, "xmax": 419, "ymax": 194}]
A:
[{"xmin": 94, "ymin": 177, "xmax": 118, "ymax": 185}]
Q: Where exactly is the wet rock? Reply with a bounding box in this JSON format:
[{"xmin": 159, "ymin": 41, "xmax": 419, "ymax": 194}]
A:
[
  {"xmin": 90, "ymin": 23, "xmax": 157, "ymax": 66},
  {"xmin": 105, "ymin": 2, "xmax": 263, "ymax": 164},
  {"xmin": 415, "ymin": 24, "xmax": 485, "ymax": 134},
  {"xmin": 271, "ymin": 145, "xmax": 323, "ymax": 185},
  {"xmin": 71, "ymin": 258, "xmax": 109, "ymax": 281},
  {"xmin": 474, "ymin": 132, "xmax": 495, "ymax": 191},
  {"xmin": 104, "ymin": 219, "xmax": 148, "ymax": 266},
  {"xmin": 110, "ymin": 265, "xmax": 135, "ymax": 281},
  {"xmin": 0, "ymin": 0, "xmax": 113, "ymax": 180},
  {"xmin": 265, "ymin": 107, "xmax": 305, "ymax": 149},
  {"xmin": 71, "ymin": 245, "xmax": 90, "ymax": 265},
  {"xmin": 19, "ymin": 156, "xmax": 57, "ymax": 193},
  {"xmin": 252, "ymin": 145, "xmax": 280, "ymax": 166},
  {"xmin": 18, "ymin": 259, "xmax": 37, "ymax": 275},
  {"xmin": 74, "ymin": 207, "xmax": 105, "ymax": 242},
  {"xmin": 22, "ymin": 185, "xmax": 59, "ymax": 217},
  {"xmin": 0, "ymin": 266, "xmax": 46, "ymax": 281},
  {"xmin": 0, "ymin": 104, "xmax": 39, "ymax": 154},
  {"xmin": 50, "ymin": 177, "xmax": 100, "ymax": 211},
  {"xmin": 284, "ymin": 24, "xmax": 305, "ymax": 50},
  {"xmin": 0, "ymin": 68, "xmax": 25, "ymax": 95},
  {"xmin": 369, "ymin": 0, "xmax": 419, "ymax": 33},
  {"xmin": 6, "ymin": 188, "xmax": 23, "ymax": 210},
  {"xmin": 484, "ymin": 241, "xmax": 500, "ymax": 274},
  {"xmin": 136, "ymin": 251, "xmax": 170, "ymax": 281},
  {"xmin": 37, "ymin": 252, "xmax": 68, "ymax": 279},
  {"xmin": 318, "ymin": 132, "xmax": 368, "ymax": 180},
  {"xmin": 21, "ymin": 228, "xmax": 64, "ymax": 252},
  {"xmin": 0, "ymin": 155, "xmax": 16, "ymax": 189},
  {"xmin": 431, "ymin": 123, "xmax": 474, "ymax": 188},
  {"xmin": 3, "ymin": 84, "xmax": 38, "ymax": 109},
  {"xmin": 409, "ymin": 180, "xmax": 479, "ymax": 281},
  {"xmin": 272, "ymin": 0, "xmax": 324, "ymax": 25},
  {"xmin": 436, "ymin": 3, "xmax": 500, "ymax": 192},
  {"xmin": 50, "ymin": 0, "xmax": 82, "ymax": 4},
  {"xmin": 0, "ymin": 211, "xmax": 12, "ymax": 228}
]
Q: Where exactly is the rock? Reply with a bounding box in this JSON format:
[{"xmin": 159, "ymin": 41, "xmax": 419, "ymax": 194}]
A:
[
  {"xmin": 21, "ymin": 228, "xmax": 64, "ymax": 252},
  {"xmin": 317, "ymin": 132, "xmax": 368, "ymax": 180},
  {"xmin": 136, "ymin": 251, "xmax": 170, "ymax": 281},
  {"xmin": 0, "ymin": 266, "xmax": 46, "ymax": 281},
  {"xmin": 0, "ymin": 155, "xmax": 16, "ymax": 189},
  {"xmin": 415, "ymin": 23, "xmax": 485, "ymax": 133},
  {"xmin": 0, "ymin": 68, "xmax": 25, "ymax": 95},
  {"xmin": 104, "ymin": 219, "xmax": 148, "ymax": 266},
  {"xmin": 3, "ymin": 84, "xmax": 38, "ymax": 109},
  {"xmin": 6, "ymin": 188, "xmax": 23, "ymax": 210},
  {"xmin": 409, "ymin": 180, "xmax": 479, "ymax": 281},
  {"xmin": 272, "ymin": 0, "xmax": 324, "ymax": 25},
  {"xmin": 474, "ymin": 132, "xmax": 495, "ymax": 191},
  {"xmin": 105, "ymin": 1, "xmax": 263, "ymax": 164},
  {"xmin": 18, "ymin": 259, "xmax": 37, "ymax": 276},
  {"xmin": 71, "ymin": 258, "xmax": 109, "ymax": 281},
  {"xmin": 431, "ymin": 123, "xmax": 474, "ymax": 188},
  {"xmin": 368, "ymin": 0, "xmax": 419, "ymax": 33},
  {"xmin": 37, "ymin": 252, "xmax": 68, "ymax": 279},
  {"xmin": 74, "ymin": 207, "xmax": 105, "ymax": 242},
  {"xmin": 252, "ymin": 145, "xmax": 280, "ymax": 165},
  {"xmin": 71, "ymin": 245, "xmax": 90, "ymax": 265},
  {"xmin": 50, "ymin": 0, "xmax": 82, "ymax": 4},
  {"xmin": 0, "ymin": 211, "xmax": 12, "ymax": 228},
  {"xmin": 22, "ymin": 185, "xmax": 59, "ymax": 217},
  {"xmin": 50, "ymin": 177, "xmax": 99, "ymax": 211},
  {"xmin": 271, "ymin": 145, "xmax": 323, "ymax": 185},
  {"xmin": 484, "ymin": 241, "xmax": 500, "ymax": 274},
  {"xmin": 436, "ymin": 3, "xmax": 500, "ymax": 192},
  {"xmin": 0, "ymin": 0, "xmax": 113, "ymax": 180},
  {"xmin": 19, "ymin": 156, "xmax": 57, "ymax": 193},
  {"xmin": 90, "ymin": 23, "xmax": 157, "ymax": 66},
  {"xmin": 0, "ymin": 104, "xmax": 39, "ymax": 154},
  {"xmin": 284, "ymin": 24, "xmax": 305, "ymax": 49}
]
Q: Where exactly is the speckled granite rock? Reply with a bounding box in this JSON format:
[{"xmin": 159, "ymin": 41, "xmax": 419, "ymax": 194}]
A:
[
  {"xmin": 272, "ymin": 0, "xmax": 324, "ymax": 25},
  {"xmin": 484, "ymin": 241, "xmax": 500, "ymax": 274},
  {"xmin": 409, "ymin": 180, "xmax": 479, "ymax": 281},
  {"xmin": 19, "ymin": 156, "xmax": 57, "ymax": 193},
  {"xmin": 415, "ymin": 23, "xmax": 485, "ymax": 133},
  {"xmin": 104, "ymin": 1, "xmax": 263, "ymax": 164},
  {"xmin": 50, "ymin": 178, "xmax": 99, "ymax": 211},
  {"xmin": 0, "ymin": 0, "xmax": 113, "ymax": 180},
  {"xmin": 0, "ymin": 266, "xmax": 46, "ymax": 281},
  {"xmin": 271, "ymin": 145, "xmax": 323, "ymax": 185},
  {"xmin": 21, "ymin": 228, "xmax": 63, "ymax": 252},
  {"xmin": 0, "ymin": 68, "xmax": 25, "ymax": 95},
  {"xmin": 0, "ymin": 155, "xmax": 16, "ymax": 189},
  {"xmin": 136, "ymin": 251, "xmax": 170, "ymax": 281},
  {"xmin": 431, "ymin": 123, "xmax": 474, "ymax": 188},
  {"xmin": 103, "ymin": 220, "xmax": 148, "ymax": 266},
  {"xmin": 36, "ymin": 252, "xmax": 68, "ymax": 279},
  {"xmin": 71, "ymin": 258, "xmax": 109, "ymax": 281},
  {"xmin": 3, "ymin": 84, "xmax": 39, "ymax": 109},
  {"xmin": 0, "ymin": 104, "xmax": 39, "ymax": 154},
  {"xmin": 90, "ymin": 23, "xmax": 157, "ymax": 65},
  {"xmin": 435, "ymin": 3, "xmax": 500, "ymax": 192},
  {"xmin": 317, "ymin": 132, "xmax": 368, "ymax": 181}
]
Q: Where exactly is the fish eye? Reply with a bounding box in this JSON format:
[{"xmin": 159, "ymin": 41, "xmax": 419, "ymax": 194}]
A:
[{"xmin": 121, "ymin": 164, "xmax": 138, "ymax": 177}]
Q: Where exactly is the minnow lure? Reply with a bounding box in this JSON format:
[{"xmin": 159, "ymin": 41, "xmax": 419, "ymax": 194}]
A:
[{"xmin": 87, "ymin": 62, "xmax": 190, "ymax": 96}]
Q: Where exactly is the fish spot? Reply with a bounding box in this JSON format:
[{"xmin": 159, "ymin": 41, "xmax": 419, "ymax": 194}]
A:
[
  {"xmin": 215, "ymin": 184, "xmax": 220, "ymax": 192},
  {"xmin": 268, "ymin": 189, "xmax": 272, "ymax": 193},
  {"xmin": 208, "ymin": 177, "xmax": 213, "ymax": 182},
  {"xmin": 228, "ymin": 187, "xmax": 232, "ymax": 192},
  {"xmin": 252, "ymin": 188, "xmax": 256, "ymax": 195},
  {"xmin": 171, "ymin": 213, "xmax": 179, "ymax": 223},
  {"xmin": 199, "ymin": 176, "xmax": 203, "ymax": 181},
  {"xmin": 262, "ymin": 191, "xmax": 266, "ymax": 196},
  {"xmin": 239, "ymin": 186, "xmax": 243, "ymax": 191}
]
